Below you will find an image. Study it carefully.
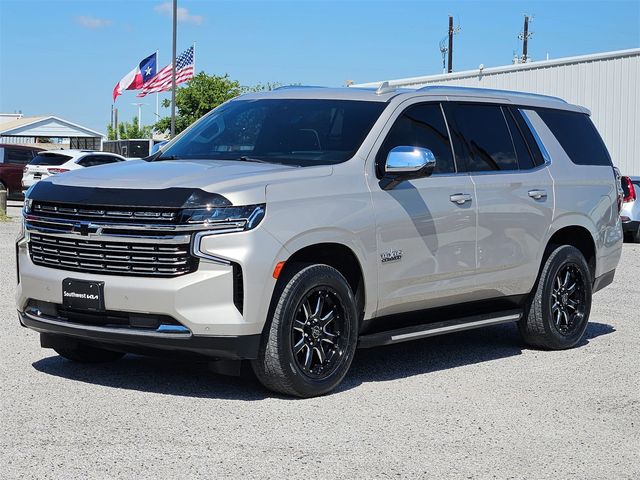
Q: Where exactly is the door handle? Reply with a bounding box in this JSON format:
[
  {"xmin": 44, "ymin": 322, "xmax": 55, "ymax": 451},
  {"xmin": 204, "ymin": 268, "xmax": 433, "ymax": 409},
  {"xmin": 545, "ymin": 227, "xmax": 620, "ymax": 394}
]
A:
[
  {"xmin": 528, "ymin": 189, "xmax": 547, "ymax": 200},
  {"xmin": 449, "ymin": 193, "xmax": 472, "ymax": 205}
]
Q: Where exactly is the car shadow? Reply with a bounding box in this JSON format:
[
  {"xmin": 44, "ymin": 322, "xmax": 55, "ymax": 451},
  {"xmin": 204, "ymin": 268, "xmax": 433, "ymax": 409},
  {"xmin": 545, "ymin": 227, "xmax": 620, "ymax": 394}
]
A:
[{"xmin": 31, "ymin": 322, "xmax": 615, "ymax": 400}]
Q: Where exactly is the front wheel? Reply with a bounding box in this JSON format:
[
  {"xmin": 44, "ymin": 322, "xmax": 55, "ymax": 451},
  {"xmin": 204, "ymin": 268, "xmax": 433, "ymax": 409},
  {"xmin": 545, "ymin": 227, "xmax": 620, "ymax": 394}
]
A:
[
  {"xmin": 252, "ymin": 264, "xmax": 358, "ymax": 397},
  {"xmin": 519, "ymin": 245, "xmax": 592, "ymax": 349}
]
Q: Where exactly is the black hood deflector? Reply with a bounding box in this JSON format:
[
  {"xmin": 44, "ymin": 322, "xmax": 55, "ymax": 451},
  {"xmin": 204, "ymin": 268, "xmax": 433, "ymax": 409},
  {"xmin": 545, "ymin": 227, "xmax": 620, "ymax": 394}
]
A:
[{"xmin": 27, "ymin": 182, "xmax": 232, "ymax": 209}]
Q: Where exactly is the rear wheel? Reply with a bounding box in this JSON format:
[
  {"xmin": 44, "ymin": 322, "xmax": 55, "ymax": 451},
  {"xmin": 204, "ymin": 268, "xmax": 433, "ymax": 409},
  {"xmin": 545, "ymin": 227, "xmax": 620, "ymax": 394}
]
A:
[
  {"xmin": 252, "ymin": 264, "xmax": 358, "ymax": 397},
  {"xmin": 519, "ymin": 245, "xmax": 592, "ymax": 349},
  {"xmin": 54, "ymin": 343, "xmax": 125, "ymax": 363}
]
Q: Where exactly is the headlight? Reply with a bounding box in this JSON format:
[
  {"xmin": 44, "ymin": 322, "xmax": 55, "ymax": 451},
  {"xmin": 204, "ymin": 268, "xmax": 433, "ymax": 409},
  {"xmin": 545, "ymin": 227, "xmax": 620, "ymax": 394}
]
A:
[{"xmin": 183, "ymin": 204, "xmax": 265, "ymax": 233}]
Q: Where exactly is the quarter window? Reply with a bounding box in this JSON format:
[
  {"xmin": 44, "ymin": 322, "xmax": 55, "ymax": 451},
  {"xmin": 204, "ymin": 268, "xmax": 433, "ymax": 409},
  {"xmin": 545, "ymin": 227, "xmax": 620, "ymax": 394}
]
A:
[
  {"xmin": 377, "ymin": 103, "xmax": 455, "ymax": 175},
  {"xmin": 445, "ymin": 103, "xmax": 518, "ymax": 172},
  {"xmin": 536, "ymin": 109, "xmax": 612, "ymax": 166}
]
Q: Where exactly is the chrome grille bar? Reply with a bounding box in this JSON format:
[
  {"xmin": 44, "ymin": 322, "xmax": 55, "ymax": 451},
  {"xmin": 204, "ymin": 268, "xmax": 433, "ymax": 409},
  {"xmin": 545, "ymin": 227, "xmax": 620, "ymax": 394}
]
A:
[{"xmin": 29, "ymin": 233, "xmax": 198, "ymax": 277}]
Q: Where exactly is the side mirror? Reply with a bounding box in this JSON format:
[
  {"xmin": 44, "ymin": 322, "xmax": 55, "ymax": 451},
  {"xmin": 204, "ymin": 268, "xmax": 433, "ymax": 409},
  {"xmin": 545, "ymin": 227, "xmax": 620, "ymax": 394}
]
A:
[{"xmin": 379, "ymin": 146, "xmax": 436, "ymax": 190}]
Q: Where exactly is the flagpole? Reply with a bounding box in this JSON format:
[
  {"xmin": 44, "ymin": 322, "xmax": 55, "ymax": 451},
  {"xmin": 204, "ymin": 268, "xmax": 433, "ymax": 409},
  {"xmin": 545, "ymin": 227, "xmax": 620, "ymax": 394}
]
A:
[
  {"xmin": 193, "ymin": 41, "xmax": 196, "ymax": 74},
  {"xmin": 170, "ymin": 0, "xmax": 177, "ymax": 138},
  {"xmin": 155, "ymin": 49, "xmax": 159, "ymax": 121}
]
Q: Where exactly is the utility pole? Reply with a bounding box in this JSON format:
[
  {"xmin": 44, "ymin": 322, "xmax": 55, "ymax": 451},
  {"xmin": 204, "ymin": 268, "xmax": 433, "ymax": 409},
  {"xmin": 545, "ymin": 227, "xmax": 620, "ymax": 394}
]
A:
[
  {"xmin": 444, "ymin": 16, "xmax": 461, "ymax": 73},
  {"xmin": 170, "ymin": 0, "xmax": 177, "ymax": 138},
  {"xmin": 518, "ymin": 15, "xmax": 534, "ymax": 63},
  {"xmin": 447, "ymin": 15, "xmax": 454, "ymax": 73}
]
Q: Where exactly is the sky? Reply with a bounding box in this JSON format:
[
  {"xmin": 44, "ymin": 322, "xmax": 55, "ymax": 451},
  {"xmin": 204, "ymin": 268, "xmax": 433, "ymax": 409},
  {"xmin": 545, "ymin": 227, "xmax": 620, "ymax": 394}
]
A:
[{"xmin": 1, "ymin": 0, "xmax": 639, "ymax": 134}]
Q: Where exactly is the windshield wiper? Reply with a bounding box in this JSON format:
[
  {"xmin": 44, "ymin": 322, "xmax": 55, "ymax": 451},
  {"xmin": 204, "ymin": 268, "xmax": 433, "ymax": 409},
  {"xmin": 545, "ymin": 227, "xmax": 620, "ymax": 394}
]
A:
[
  {"xmin": 156, "ymin": 155, "xmax": 181, "ymax": 161},
  {"xmin": 237, "ymin": 156, "xmax": 270, "ymax": 164}
]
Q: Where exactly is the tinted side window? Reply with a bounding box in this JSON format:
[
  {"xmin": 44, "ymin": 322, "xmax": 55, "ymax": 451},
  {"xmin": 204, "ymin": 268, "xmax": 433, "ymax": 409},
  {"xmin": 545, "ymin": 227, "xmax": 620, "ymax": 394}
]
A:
[
  {"xmin": 511, "ymin": 108, "xmax": 545, "ymax": 167},
  {"xmin": 446, "ymin": 104, "xmax": 518, "ymax": 172},
  {"xmin": 77, "ymin": 156, "xmax": 99, "ymax": 167},
  {"xmin": 536, "ymin": 109, "xmax": 612, "ymax": 166},
  {"xmin": 93, "ymin": 155, "xmax": 121, "ymax": 165},
  {"xmin": 504, "ymin": 108, "xmax": 535, "ymax": 170},
  {"xmin": 5, "ymin": 148, "xmax": 34, "ymax": 165},
  {"xmin": 377, "ymin": 103, "xmax": 455, "ymax": 175}
]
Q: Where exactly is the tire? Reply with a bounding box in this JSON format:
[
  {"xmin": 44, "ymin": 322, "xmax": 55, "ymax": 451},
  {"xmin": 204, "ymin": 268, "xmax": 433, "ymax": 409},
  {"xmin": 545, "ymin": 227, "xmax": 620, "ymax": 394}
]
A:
[
  {"xmin": 519, "ymin": 245, "xmax": 592, "ymax": 350},
  {"xmin": 252, "ymin": 264, "xmax": 358, "ymax": 398},
  {"xmin": 54, "ymin": 343, "xmax": 125, "ymax": 363}
]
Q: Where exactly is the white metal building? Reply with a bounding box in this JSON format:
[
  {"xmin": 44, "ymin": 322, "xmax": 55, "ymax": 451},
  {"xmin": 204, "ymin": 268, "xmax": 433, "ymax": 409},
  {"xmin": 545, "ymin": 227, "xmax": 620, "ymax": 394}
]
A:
[
  {"xmin": 0, "ymin": 115, "xmax": 104, "ymax": 150},
  {"xmin": 351, "ymin": 48, "xmax": 640, "ymax": 176}
]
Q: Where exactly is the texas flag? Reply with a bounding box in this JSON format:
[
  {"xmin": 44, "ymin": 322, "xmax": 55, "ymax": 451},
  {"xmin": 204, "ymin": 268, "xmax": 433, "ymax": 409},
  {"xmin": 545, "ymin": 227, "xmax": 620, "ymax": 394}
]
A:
[{"xmin": 112, "ymin": 52, "xmax": 157, "ymax": 102}]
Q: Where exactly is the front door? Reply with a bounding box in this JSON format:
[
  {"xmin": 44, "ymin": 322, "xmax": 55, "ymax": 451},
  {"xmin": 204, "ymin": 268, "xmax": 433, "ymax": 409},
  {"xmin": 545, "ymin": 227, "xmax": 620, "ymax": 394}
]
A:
[{"xmin": 367, "ymin": 102, "xmax": 478, "ymax": 316}]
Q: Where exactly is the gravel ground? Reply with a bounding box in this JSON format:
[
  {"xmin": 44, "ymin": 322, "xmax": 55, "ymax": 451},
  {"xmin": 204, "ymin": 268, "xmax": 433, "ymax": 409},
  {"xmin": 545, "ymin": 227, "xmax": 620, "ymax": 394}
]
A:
[{"xmin": 1, "ymin": 199, "xmax": 639, "ymax": 479}]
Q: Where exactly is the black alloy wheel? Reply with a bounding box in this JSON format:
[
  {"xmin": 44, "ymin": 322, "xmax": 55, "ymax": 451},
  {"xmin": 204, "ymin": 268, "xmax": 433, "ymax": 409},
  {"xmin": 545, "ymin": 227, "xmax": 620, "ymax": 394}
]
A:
[
  {"xmin": 550, "ymin": 263, "xmax": 587, "ymax": 335},
  {"xmin": 290, "ymin": 287, "xmax": 348, "ymax": 379}
]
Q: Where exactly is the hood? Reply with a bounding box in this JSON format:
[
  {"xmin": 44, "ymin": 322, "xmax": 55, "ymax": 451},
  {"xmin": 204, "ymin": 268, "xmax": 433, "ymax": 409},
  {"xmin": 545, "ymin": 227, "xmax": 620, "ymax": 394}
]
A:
[{"xmin": 34, "ymin": 159, "xmax": 333, "ymax": 206}]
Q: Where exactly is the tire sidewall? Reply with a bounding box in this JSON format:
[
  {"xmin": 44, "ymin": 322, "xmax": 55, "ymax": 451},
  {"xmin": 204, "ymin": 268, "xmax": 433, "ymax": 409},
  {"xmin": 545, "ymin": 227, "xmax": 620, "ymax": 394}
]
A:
[
  {"xmin": 539, "ymin": 247, "xmax": 593, "ymax": 348},
  {"xmin": 275, "ymin": 265, "xmax": 357, "ymax": 397}
]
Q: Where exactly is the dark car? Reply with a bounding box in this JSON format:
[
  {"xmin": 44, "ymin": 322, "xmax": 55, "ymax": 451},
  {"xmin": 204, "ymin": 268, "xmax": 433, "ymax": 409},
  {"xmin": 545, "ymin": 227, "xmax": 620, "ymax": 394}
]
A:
[{"xmin": 0, "ymin": 144, "xmax": 44, "ymax": 198}]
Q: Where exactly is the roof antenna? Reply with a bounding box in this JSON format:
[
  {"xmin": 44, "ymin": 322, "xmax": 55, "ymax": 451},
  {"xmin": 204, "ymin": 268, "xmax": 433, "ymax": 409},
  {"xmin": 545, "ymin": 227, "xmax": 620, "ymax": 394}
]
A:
[{"xmin": 376, "ymin": 81, "xmax": 396, "ymax": 95}]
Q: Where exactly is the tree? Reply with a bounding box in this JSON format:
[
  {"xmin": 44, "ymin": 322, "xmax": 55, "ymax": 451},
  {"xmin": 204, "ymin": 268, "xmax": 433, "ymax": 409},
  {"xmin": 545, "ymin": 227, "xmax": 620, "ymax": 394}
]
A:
[
  {"xmin": 107, "ymin": 116, "xmax": 152, "ymax": 140},
  {"xmin": 153, "ymin": 72, "xmax": 282, "ymax": 135}
]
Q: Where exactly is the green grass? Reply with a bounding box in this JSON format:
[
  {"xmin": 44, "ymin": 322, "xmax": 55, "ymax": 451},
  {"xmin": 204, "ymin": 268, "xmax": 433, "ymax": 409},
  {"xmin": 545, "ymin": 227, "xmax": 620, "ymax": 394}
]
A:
[{"xmin": 0, "ymin": 213, "xmax": 11, "ymax": 222}]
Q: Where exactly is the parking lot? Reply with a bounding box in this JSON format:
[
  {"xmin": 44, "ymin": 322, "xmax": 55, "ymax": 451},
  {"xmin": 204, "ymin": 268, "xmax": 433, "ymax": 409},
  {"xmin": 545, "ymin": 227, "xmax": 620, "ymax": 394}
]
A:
[{"xmin": 1, "ymin": 199, "xmax": 639, "ymax": 479}]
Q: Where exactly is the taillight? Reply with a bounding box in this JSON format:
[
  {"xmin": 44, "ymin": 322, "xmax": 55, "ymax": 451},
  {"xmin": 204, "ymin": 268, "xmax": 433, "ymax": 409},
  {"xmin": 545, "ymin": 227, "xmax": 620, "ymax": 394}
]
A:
[
  {"xmin": 622, "ymin": 176, "xmax": 636, "ymax": 203},
  {"xmin": 614, "ymin": 167, "xmax": 623, "ymax": 212},
  {"xmin": 47, "ymin": 168, "xmax": 69, "ymax": 174}
]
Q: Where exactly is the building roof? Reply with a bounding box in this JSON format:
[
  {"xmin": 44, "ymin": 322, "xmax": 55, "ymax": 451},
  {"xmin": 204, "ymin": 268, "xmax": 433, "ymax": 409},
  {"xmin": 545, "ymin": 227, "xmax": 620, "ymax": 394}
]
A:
[
  {"xmin": 351, "ymin": 48, "xmax": 640, "ymax": 88},
  {"xmin": 0, "ymin": 115, "xmax": 104, "ymax": 138}
]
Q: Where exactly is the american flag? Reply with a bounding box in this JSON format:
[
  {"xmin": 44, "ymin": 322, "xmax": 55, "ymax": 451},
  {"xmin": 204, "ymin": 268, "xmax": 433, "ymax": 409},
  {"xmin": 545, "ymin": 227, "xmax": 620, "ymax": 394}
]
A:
[{"xmin": 137, "ymin": 46, "xmax": 194, "ymax": 97}]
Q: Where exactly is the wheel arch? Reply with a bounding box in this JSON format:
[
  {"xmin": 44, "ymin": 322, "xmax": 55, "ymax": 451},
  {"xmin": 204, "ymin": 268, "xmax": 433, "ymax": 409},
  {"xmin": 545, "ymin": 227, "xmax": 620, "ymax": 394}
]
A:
[{"xmin": 543, "ymin": 222, "xmax": 597, "ymax": 282}]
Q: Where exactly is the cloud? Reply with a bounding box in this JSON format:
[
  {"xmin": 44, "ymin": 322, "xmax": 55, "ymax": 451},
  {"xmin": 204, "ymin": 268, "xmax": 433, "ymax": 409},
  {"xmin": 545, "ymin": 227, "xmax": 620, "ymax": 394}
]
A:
[
  {"xmin": 75, "ymin": 15, "xmax": 112, "ymax": 29},
  {"xmin": 154, "ymin": 2, "xmax": 204, "ymax": 25}
]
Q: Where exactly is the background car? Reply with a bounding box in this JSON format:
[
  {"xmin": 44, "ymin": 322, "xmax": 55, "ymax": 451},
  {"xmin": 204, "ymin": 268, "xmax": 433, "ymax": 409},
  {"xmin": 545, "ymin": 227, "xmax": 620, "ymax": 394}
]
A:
[
  {"xmin": 22, "ymin": 150, "xmax": 126, "ymax": 192},
  {"xmin": 621, "ymin": 175, "xmax": 640, "ymax": 242},
  {"xmin": 0, "ymin": 144, "xmax": 44, "ymax": 198}
]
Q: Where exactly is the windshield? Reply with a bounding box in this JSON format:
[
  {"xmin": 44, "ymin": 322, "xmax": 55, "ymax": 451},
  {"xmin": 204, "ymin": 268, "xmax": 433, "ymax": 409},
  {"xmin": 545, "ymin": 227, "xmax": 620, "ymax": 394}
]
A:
[{"xmin": 158, "ymin": 99, "xmax": 386, "ymax": 166}]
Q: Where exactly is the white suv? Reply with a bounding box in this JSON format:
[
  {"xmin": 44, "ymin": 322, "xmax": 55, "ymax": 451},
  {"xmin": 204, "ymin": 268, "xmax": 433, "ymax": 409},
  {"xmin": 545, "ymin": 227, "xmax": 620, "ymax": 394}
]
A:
[
  {"xmin": 22, "ymin": 150, "xmax": 126, "ymax": 192},
  {"xmin": 16, "ymin": 86, "xmax": 623, "ymax": 397}
]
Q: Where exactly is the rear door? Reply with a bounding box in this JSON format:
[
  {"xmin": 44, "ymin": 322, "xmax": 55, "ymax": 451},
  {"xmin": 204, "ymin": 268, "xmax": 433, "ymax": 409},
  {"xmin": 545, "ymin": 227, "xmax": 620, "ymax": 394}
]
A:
[
  {"xmin": 367, "ymin": 101, "xmax": 478, "ymax": 316},
  {"xmin": 444, "ymin": 102, "xmax": 554, "ymax": 297}
]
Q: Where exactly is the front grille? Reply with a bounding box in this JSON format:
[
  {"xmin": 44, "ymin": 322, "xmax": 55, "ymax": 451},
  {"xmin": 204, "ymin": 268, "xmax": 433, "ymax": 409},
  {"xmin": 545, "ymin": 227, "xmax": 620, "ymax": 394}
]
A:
[
  {"xmin": 29, "ymin": 233, "xmax": 198, "ymax": 277},
  {"xmin": 31, "ymin": 201, "xmax": 178, "ymax": 223}
]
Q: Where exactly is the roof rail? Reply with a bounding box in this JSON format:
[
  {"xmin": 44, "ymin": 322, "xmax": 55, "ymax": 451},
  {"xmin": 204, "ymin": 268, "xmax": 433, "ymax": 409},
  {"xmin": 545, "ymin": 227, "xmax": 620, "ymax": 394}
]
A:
[
  {"xmin": 376, "ymin": 81, "xmax": 396, "ymax": 95},
  {"xmin": 274, "ymin": 85, "xmax": 326, "ymax": 90},
  {"xmin": 415, "ymin": 85, "xmax": 567, "ymax": 103}
]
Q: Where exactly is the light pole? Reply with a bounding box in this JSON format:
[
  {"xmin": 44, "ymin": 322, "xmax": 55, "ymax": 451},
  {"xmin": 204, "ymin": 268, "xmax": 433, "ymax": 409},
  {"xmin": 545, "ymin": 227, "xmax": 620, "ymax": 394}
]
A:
[{"xmin": 131, "ymin": 103, "xmax": 145, "ymax": 130}]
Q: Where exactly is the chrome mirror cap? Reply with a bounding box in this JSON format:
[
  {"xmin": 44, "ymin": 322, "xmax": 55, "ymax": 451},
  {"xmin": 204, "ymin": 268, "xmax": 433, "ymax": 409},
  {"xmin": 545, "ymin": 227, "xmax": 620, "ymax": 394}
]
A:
[
  {"xmin": 380, "ymin": 146, "xmax": 437, "ymax": 190},
  {"xmin": 385, "ymin": 146, "xmax": 436, "ymax": 174}
]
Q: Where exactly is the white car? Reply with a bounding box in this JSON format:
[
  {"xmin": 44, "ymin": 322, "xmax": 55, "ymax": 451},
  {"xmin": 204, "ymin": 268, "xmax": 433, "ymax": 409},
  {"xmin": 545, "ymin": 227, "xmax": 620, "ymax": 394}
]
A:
[{"xmin": 22, "ymin": 150, "xmax": 126, "ymax": 192}]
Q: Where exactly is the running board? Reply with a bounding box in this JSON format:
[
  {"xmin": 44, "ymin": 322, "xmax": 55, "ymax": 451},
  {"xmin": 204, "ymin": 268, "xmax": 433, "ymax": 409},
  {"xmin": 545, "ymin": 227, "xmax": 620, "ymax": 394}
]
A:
[{"xmin": 358, "ymin": 309, "xmax": 522, "ymax": 349}]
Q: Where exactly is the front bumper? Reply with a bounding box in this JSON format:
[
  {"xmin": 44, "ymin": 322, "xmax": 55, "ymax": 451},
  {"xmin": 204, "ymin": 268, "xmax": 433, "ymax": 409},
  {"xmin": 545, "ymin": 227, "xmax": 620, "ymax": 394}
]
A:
[{"xmin": 19, "ymin": 309, "xmax": 260, "ymax": 359}]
